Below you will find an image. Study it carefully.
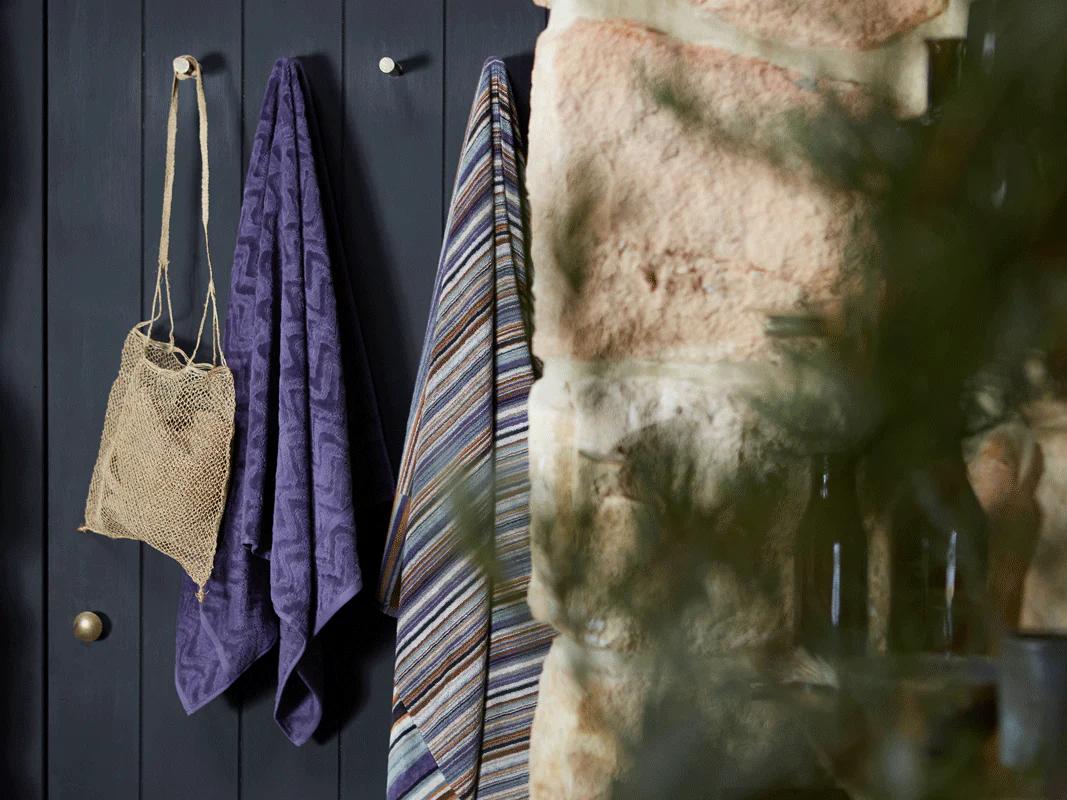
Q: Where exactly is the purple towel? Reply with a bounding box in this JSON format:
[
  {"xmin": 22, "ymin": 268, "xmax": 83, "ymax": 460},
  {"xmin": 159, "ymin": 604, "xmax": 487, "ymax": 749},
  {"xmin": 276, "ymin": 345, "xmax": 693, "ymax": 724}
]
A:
[{"xmin": 174, "ymin": 58, "xmax": 392, "ymax": 745}]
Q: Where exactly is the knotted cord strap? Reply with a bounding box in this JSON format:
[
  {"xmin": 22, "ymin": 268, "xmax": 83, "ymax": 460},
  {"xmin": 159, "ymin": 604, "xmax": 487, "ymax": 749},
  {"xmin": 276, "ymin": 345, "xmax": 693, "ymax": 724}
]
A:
[{"xmin": 147, "ymin": 54, "xmax": 226, "ymax": 367}]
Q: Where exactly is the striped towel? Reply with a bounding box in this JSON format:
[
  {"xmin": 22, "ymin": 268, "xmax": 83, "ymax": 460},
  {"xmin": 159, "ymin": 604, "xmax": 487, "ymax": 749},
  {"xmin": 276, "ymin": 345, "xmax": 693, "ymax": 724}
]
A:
[{"xmin": 378, "ymin": 58, "xmax": 554, "ymax": 800}]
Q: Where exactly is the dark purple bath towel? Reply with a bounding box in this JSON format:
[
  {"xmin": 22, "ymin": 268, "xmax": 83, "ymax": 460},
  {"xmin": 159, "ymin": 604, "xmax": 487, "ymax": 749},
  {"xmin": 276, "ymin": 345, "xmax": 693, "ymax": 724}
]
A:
[{"xmin": 174, "ymin": 58, "xmax": 392, "ymax": 745}]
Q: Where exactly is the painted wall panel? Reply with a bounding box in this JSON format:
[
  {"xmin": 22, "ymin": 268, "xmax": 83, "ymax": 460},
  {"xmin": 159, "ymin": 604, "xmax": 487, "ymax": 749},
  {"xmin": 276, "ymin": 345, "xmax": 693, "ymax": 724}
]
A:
[
  {"xmin": 140, "ymin": 2, "xmax": 243, "ymax": 796},
  {"xmin": 5, "ymin": 3, "xmax": 546, "ymax": 797},
  {"xmin": 0, "ymin": 1, "xmax": 45, "ymax": 796},
  {"xmin": 46, "ymin": 2, "xmax": 143, "ymax": 798}
]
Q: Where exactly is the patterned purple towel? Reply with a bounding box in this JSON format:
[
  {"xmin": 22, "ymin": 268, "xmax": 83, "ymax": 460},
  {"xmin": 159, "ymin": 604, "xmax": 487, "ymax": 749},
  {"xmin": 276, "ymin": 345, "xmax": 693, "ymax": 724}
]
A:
[{"xmin": 174, "ymin": 58, "xmax": 392, "ymax": 746}]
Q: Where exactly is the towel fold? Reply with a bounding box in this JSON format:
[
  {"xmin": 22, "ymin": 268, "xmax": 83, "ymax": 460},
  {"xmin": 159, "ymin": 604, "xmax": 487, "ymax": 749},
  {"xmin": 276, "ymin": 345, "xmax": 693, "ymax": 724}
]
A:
[
  {"xmin": 379, "ymin": 58, "xmax": 555, "ymax": 800},
  {"xmin": 174, "ymin": 57, "xmax": 392, "ymax": 746}
]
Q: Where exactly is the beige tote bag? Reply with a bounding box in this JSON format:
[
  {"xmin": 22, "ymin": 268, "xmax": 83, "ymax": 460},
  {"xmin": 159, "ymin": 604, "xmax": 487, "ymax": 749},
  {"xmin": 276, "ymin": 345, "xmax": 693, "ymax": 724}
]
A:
[{"xmin": 80, "ymin": 55, "xmax": 235, "ymax": 600}]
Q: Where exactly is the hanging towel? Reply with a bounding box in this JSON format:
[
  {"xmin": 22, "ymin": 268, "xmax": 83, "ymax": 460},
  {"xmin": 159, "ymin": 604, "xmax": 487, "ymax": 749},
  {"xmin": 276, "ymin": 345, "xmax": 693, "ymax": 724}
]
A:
[
  {"xmin": 174, "ymin": 57, "xmax": 392, "ymax": 746},
  {"xmin": 378, "ymin": 58, "xmax": 555, "ymax": 800}
]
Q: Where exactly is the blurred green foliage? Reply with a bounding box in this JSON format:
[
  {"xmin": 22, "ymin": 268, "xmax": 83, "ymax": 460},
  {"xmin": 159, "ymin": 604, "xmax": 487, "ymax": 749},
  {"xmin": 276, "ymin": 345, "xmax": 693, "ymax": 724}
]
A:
[{"xmin": 464, "ymin": 2, "xmax": 1067, "ymax": 797}]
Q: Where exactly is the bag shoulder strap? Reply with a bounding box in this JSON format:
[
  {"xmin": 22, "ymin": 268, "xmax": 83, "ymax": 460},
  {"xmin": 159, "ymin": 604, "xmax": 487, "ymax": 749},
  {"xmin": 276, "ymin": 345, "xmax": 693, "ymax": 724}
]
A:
[{"xmin": 146, "ymin": 54, "xmax": 226, "ymax": 367}]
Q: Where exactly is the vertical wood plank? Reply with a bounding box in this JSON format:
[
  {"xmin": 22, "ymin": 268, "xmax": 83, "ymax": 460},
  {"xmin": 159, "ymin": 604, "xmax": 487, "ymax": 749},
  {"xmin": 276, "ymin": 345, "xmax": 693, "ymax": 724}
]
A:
[
  {"xmin": 443, "ymin": 0, "xmax": 546, "ymax": 201},
  {"xmin": 139, "ymin": 4, "xmax": 243, "ymax": 798},
  {"xmin": 0, "ymin": 1, "xmax": 44, "ymax": 797},
  {"xmin": 343, "ymin": 0, "xmax": 444, "ymax": 467},
  {"xmin": 333, "ymin": 589, "xmax": 396, "ymax": 800},
  {"xmin": 46, "ymin": 2, "xmax": 142, "ymax": 798},
  {"xmin": 239, "ymin": 2, "xmax": 343, "ymax": 797},
  {"xmin": 243, "ymin": 0, "xmax": 344, "ymax": 187},
  {"xmin": 340, "ymin": 1, "xmax": 443, "ymax": 796}
]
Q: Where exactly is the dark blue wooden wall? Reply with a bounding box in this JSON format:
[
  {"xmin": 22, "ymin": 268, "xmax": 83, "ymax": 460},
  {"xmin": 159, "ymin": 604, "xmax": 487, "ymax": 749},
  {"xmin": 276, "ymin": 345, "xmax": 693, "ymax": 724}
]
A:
[{"xmin": 1, "ymin": 2, "xmax": 547, "ymax": 797}]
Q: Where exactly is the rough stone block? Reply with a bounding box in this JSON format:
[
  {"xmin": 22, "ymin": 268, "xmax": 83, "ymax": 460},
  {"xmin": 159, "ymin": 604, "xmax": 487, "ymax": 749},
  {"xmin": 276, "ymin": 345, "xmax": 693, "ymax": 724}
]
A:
[
  {"xmin": 535, "ymin": 0, "xmax": 957, "ymax": 50},
  {"xmin": 527, "ymin": 18, "xmax": 865, "ymax": 365},
  {"xmin": 1020, "ymin": 400, "xmax": 1067, "ymax": 631},
  {"xmin": 528, "ymin": 640, "xmax": 644, "ymax": 800},
  {"xmin": 529, "ymin": 636, "xmax": 820, "ymax": 800},
  {"xmin": 691, "ymin": 0, "xmax": 949, "ymax": 51},
  {"xmin": 527, "ymin": 360, "xmax": 806, "ymax": 653},
  {"xmin": 533, "ymin": 0, "xmax": 969, "ymax": 116}
]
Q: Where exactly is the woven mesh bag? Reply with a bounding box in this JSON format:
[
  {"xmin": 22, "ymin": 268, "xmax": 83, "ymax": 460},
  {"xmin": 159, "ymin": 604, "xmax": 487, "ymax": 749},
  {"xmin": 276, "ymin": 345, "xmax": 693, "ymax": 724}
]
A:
[{"xmin": 80, "ymin": 56, "xmax": 234, "ymax": 600}]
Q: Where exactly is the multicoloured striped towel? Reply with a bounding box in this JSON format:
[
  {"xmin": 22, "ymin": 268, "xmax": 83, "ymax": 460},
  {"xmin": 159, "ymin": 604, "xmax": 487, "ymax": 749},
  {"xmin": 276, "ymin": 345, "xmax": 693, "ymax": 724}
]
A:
[{"xmin": 378, "ymin": 58, "xmax": 554, "ymax": 800}]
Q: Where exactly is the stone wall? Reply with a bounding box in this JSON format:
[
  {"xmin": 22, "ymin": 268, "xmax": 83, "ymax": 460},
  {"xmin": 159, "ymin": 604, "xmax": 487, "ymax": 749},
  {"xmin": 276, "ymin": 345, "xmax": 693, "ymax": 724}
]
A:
[{"xmin": 521, "ymin": 1, "xmax": 1066, "ymax": 797}]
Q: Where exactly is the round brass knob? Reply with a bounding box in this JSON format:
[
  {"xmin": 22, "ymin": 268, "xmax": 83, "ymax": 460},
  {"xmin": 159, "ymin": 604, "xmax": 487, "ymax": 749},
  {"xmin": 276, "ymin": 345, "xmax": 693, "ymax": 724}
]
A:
[{"xmin": 73, "ymin": 611, "xmax": 104, "ymax": 643}]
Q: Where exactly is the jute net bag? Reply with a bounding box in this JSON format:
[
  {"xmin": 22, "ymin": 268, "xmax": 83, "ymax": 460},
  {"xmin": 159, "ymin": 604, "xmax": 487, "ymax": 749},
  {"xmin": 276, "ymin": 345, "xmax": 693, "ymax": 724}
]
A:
[{"xmin": 80, "ymin": 55, "xmax": 234, "ymax": 600}]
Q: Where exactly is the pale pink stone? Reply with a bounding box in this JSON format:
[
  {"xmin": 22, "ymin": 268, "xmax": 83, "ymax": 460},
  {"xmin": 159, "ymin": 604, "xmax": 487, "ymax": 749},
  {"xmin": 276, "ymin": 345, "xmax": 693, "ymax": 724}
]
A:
[
  {"xmin": 527, "ymin": 18, "xmax": 865, "ymax": 365},
  {"xmin": 691, "ymin": 0, "xmax": 948, "ymax": 50}
]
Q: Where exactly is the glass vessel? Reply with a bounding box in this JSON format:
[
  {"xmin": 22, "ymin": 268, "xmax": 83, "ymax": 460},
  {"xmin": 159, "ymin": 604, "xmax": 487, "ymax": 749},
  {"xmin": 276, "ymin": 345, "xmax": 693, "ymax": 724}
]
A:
[
  {"xmin": 888, "ymin": 452, "xmax": 989, "ymax": 655},
  {"xmin": 796, "ymin": 454, "xmax": 869, "ymax": 658}
]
